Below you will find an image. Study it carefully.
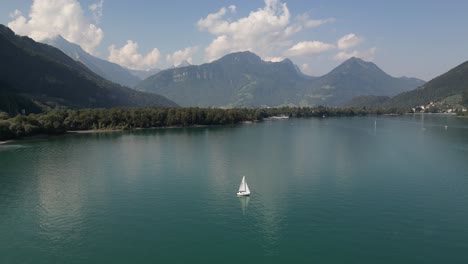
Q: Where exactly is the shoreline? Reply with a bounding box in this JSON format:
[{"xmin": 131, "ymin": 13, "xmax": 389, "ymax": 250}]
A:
[
  {"xmin": 67, "ymin": 124, "xmax": 219, "ymax": 134},
  {"xmin": 67, "ymin": 129, "xmax": 124, "ymax": 134},
  {"xmin": 1, "ymin": 124, "xmax": 249, "ymax": 144},
  {"xmin": 2, "ymin": 112, "xmax": 463, "ymax": 144},
  {"xmin": 0, "ymin": 134, "xmax": 62, "ymax": 145}
]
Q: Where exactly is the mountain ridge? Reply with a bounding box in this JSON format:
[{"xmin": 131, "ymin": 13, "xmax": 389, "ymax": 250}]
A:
[
  {"xmin": 384, "ymin": 59, "xmax": 468, "ymax": 108},
  {"xmin": 137, "ymin": 51, "xmax": 310, "ymax": 107},
  {"xmin": 43, "ymin": 35, "xmax": 142, "ymax": 87},
  {"xmin": 136, "ymin": 52, "xmax": 425, "ymax": 107},
  {"xmin": 307, "ymin": 57, "xmax": 425, "ymax": 106},
  {"xmin": 0, "ymin": 24, "xmax": 177, "ymax": 114}
]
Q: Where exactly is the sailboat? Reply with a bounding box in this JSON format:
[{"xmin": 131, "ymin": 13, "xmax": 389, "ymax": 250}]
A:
[{"xmin": 237, "ymin": 176, "xmax": 251, "ymax": 196}]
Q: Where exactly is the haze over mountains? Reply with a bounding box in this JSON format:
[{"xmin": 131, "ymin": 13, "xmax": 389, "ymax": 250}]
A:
[
  {"xmin": 128, "ymin": 68, "xmax": 161, "ymax": 81},
  {"xmin": 0, "ymin": 25, "xmax": 177, "ymax": 114},
  {"xmin": 136, "ymin": 51, "xmax": 425, "ymax": 107},
  {"xmin": 44, "ymin": 35, "xmax": 144, "ymax": 87}
]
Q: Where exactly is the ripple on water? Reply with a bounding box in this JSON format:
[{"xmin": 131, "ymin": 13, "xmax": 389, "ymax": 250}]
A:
[
  {"xmin": 1, "ymin": 117, "xmax": 468, "ymax": 263},
  {"xmin": 0, "ymin": 144, "xmax": 27, "ymax": 152}
]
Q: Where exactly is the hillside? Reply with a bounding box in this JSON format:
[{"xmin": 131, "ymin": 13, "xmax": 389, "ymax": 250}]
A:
[
  {"xmin": 0, "ymin": 25, "xmax": 177, "ymax": 114},
  {"xmin": 136, "ymin": 52, "xmax": 424, "ymax": 107},
  {"xmin": 43, "ymin": 35, "xmax": 141, "ymax": 87},
  {"xmin": 342, "ymin": 95, "xmax": 391, "ymax": 108},
  {"xmin": 384, "ymin": 60, "xmax": 468, "ymax": 108},
  {"xmin": 307, "ymin": 57, "xmax": 425, "ymax": 106},
  {"xmin": 136, "ymin": 51, "xmax": 310, "ymax": 107}
]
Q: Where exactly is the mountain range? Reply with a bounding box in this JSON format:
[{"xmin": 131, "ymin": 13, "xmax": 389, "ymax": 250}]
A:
[
  {"xmin": 38, "ymin": 33, "xmax": 429, "ymax": 109},
  {"xmin": 344, "ymin": 60, "xmax": 468, "ymax": 110},
  {"xmin": 383, "ymin": 60, "xmax": 468, "ymax": 109},
  {"xmin": 137, "ymin": 52, "xmax": 309, "ymax": 107},
  {"xmin": 0, "ymin": 24, "xmax": 177, "ymax": 114},
  {"xmin": 3, "ymin": 22, "xmax": 466, "ymax": 114},
  {"xmin": 135, "ymin": 51, "xmax": 425, "ymax": 107}
]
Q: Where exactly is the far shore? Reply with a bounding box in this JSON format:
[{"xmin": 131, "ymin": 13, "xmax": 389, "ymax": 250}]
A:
[{"xmin": 2, "ymin": 112, "xmax": 464, "ymax": 144}]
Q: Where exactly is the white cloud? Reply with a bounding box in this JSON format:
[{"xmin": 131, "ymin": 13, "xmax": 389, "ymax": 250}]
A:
[
  {"xmin": 265, "ymin": 56, "xmax": 284, "ymax": 62},
  {"xmin": 296, "ymin": 14, "xmax": 335, "ymax": 29},
  {"xmin": 9, "ymin": 9, "xmax": 22, "ymax": 19},
  {"xmin": 199, "ymin": 0, "xmax": 332, "ymax": 62},
  {"xmin": 334, "ymin": 47, "xmax": 377, "ymax": 61},
  {"xmin": 305, "ymin": 18, "xmax": 335, "ymax": 28},
  {"xmin": 108, "ymin": 40, "xmax": 161, "ymax": 70},
  {"xmin": 286, "ymin": 41, "xmax": 336, "ymax": 56},
  {"xmin": 334, "ymin": 33, "xmax": 375, "ymax": 61},
  {"xmin": 166, "ymin": 46, "xmax": 198, "ymax": 66},
  {"xmin": 7, "ymin": 0, "xmax": 103, "ymax": 54},
  {"xmin": 337, "ymin": 33, "xmax": 364, "ymax": 50},
  {"xmin": 197, "ymin": 1, "xmax": 337, "ymax": 62},
  {"xmin": 89, "ymin": 0, "xmax": 104, "ymax": 24},
  {"xmin": 197, "ymin": 7, "xmax": 229, "ymax": 35},
  {"xmin": 300, "ymin": 63, "xmax": 313, "ymax": 75}
]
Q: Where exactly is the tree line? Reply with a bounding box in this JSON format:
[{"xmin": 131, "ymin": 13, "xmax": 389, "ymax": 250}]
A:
[{"xmin": 0, "ymin": 106, "xmax": 401, "ymax": 141}]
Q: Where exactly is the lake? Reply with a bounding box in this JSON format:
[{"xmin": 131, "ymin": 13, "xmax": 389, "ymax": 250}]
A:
[{"xmin": 1, "ymin": 114, "xmax": 468, "ymax": 263}]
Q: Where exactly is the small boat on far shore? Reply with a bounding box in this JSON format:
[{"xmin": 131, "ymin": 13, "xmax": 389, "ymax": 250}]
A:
[{"xmin": 265, "ymin": 115, "xmax": 289, "ymax": 120}]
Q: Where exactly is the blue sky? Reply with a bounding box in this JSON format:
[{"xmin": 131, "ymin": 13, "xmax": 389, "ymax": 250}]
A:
[{"xmin": 1, "ymin": 0, "xmax": 467, "ymax": 80}]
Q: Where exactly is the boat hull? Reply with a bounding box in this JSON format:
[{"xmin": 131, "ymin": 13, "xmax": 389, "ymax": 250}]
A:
[{"xmin": 237, "ymin": 191, "xmax": 250, "ymax": 196}]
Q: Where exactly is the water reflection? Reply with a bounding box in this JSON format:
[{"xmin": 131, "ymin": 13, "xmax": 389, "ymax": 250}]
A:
[
  {"xmin": 238, "ymin": 196, "xmax": 250, "ymax": 215},
  {"xmin": 34, "ymin": 142, "xmax": 86, "ymax": 247},
  {"xmin": 2, "ymin": 116, "xmax": 468, "ymax": 262}
]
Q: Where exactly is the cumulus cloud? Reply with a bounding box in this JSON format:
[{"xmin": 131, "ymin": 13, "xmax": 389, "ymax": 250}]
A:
[
  {"xmin": 334, "ymin": 47, "xmax": 377, "ymax": 61},
  {"xmin": 265, "ymin": 56, "xmax": 285, "ymax": 62},
  {"xmin": 197, "ymin": 0, "xmax": 337, "ymax": 62},
  {"xmin": 296, "ymin": 14, "xmax": 335, "ymax": 29},
  {"xmin": 301, "ymin": 63, "xmax": 313, "ymax": 75},
  {"xmin": 199, "ymin": 0, "xmax": 335, "ymax": 62},
  {"xmin": 9, "ymin": 9, "xmax": 22, "ymax": 19},
  {"xmin": 108, "ymin": 40, "xmax": 161, "ymax": 70},
  {"xmin": 333, "ymin": 33, "xmax": 376, "ymax": 61},
  {"xmin": 166, "ymin": 46, "xmax": 198, "ymax": 66},
  {"xmin": 89, "ymin": 0, "xmax": 104, "ymax": 24},
  {"xmin": 228, "ymin": 5, "xmax": 236, "ymax": 13},
  {"xmin": 7, "ymin": 0, "xmax": 104, "ymax": 54},
  {"xmin": 286, "ymin": 41, "xmax": 336, "ymax": 56},
  {"xmin": 337, "ymin": 33, "xmax": 364, "ymax": 50},
  {"xmin": 305, "ymin": 18, "xmax": 335, "ymax": 28}
]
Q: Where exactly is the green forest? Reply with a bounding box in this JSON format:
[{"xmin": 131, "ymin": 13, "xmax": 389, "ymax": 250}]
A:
[{"xmin": 0, "ymin": 106, "xmax": 401, "ymax": 141}]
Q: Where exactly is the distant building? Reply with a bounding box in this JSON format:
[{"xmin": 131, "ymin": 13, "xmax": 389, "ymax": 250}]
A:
[{"xmin": 414, "ymin": 106, "xmax": 425, "ymax": 112}]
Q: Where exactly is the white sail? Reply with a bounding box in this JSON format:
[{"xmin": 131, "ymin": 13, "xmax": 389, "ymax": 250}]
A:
[
  {"xmin": 244, "ymin": 181, "xmax": 250, "ymax": 194},
  {"xmin": 238, "ymin": 176, "xmax": 246, "ymax": 192},
  {"xmin": 237, "ymin": 176, "xmax": 250, "ymax": 196}
]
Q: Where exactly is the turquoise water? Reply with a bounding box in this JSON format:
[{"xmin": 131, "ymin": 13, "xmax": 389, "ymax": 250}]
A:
[{"xmin": 1, "ymin": 114, "xmax": 468, "ymax": 263}]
